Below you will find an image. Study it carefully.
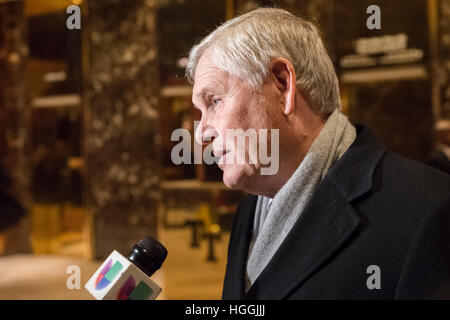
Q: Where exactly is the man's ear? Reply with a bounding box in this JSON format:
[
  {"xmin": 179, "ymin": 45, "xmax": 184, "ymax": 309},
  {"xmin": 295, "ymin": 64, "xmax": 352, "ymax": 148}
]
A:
[{"xmin": 270, "ymin": 58, "xmax": 296, "ymax": 115}]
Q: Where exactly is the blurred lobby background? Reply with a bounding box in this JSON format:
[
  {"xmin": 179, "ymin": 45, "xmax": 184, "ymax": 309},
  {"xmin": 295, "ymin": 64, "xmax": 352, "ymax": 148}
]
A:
[{"xmin": 0, "ymin": 0, "xmax": 449, "ymax": 299}]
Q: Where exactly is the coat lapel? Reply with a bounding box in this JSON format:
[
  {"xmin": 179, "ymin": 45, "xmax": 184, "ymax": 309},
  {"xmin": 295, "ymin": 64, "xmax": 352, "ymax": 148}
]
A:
[
  {"xmin": 222, "ymin": 195, "xmax": 257, "ymax": 299},
  {"xmin": 245, "ymin": 179, "xmax": 360, "ymax": 299},
  {"xmin": 244, "ymin": 125, "xmax": 387, "ymax": 299}
]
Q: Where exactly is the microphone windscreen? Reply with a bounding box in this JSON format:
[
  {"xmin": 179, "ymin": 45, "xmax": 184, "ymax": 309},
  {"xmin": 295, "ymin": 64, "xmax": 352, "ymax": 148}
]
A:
[
  {"xmin": 128, "ymin": 237, "xmax": 168, "ymax": 277},
  {"xmin": 137, "ymin": 237, "xmax": 168, "ymax": 267}
]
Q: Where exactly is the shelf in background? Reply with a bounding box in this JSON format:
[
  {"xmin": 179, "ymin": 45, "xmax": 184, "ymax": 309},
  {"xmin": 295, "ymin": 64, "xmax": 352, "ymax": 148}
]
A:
[{"xmin": 32, "ymin": 94, "xmax": 81, "ymax": 108}]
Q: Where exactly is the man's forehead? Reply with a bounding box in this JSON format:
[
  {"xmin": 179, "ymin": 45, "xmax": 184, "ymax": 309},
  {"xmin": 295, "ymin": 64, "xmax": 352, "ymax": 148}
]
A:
[
  {"xmin": 196, "ymin": 47, "xmax": 215, "ymax": 69},
  {"xmin": 192, "ymin": 67, "xmax": 228, "ymax": 100},
  {"xmin": 194, "ymin": 61, "xmax": 225, "ymax": 84}
]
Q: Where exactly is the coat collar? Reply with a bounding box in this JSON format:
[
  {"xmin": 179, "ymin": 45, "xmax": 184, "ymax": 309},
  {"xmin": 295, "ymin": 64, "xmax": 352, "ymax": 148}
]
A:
[
  {"xmin": 326, "ymin": 124, "xmax": 387, "ymax": 202},
  {"xmin": 222, "ymin": 194, "xmax": 257, "ymax": 299},
  {"xmin": 223, "ymin": 125, "xmax": 387, "ymax": 299}
]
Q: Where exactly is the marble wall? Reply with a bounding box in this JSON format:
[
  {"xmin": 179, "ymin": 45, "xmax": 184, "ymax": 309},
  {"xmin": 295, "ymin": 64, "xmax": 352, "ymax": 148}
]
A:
[
  {"xmin": 0, "ymin": 0, "xmax": 32, "ymax": 254},
  {"xmin": 85, "ymin": 0, "xmax": 161, "ymax": 259}
]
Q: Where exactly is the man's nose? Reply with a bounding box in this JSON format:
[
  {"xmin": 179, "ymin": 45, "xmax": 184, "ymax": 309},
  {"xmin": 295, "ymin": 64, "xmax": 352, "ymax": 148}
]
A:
[{"xmin": 195, "ymin": 121, "xmax": 217, "ymax": 146}]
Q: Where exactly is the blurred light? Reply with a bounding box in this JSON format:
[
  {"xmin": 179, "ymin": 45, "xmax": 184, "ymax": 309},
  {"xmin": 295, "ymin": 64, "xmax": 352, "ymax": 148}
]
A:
[
  {"xmin": 68, "ymin": 157, "xmax": 84, "ymax": 169},
  {"xmin": 209, "ymin": 224, "xmax": 221, "ymax": 234},
  {"xmin": 435, "ymin": 119, "xmax": 450, "ymax": 131},
  {"xmin": 177, "ymin": 57, "xmax": 188, "ymax": 68},
  {"xmin": 72, "ymin": 0, "xmax": 82, "ymax": 5},
  {"xmin": 43, "ymin": 71, "xmax": 67, "ymax": 83}
]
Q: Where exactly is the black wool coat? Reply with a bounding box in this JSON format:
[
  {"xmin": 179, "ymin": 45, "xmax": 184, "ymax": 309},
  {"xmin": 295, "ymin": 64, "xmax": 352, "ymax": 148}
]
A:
[{"xmin": 222, "ymin": 125, "xmax": 450, "ymax": 300}]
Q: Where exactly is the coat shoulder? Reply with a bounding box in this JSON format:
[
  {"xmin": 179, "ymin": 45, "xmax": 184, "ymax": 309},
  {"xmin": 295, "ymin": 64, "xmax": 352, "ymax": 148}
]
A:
[{"xmin": 377, "ymin": 151, "xmax": 450, "ymax": 204}]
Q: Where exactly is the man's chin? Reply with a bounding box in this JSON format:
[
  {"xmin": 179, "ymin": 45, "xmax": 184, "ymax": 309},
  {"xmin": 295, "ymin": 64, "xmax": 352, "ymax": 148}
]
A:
[{"xmin": 221, "ymin": 167, "xmax": 247, "ymax": 190}]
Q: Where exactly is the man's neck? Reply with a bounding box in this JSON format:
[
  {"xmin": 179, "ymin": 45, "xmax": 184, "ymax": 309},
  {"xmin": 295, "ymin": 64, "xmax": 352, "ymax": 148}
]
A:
[{"xmin": 257, "ymin": 122, "xmax": 326, "ymax": 198}]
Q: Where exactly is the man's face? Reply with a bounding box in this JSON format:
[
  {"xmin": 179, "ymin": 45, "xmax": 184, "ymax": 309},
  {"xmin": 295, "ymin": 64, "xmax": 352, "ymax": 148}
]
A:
[{"xmin": 192, "ymin": 49, "xmax": 278, "ymax": 190}]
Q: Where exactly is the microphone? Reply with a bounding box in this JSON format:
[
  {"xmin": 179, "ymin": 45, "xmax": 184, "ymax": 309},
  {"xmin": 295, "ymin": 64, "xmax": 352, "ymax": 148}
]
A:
[{"xmin": 85, "ymin": 237, "xmax": 168, "ymax": 300}]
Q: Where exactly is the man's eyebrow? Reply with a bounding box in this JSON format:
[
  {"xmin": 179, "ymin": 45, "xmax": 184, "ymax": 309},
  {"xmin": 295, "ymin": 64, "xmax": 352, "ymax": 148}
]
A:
[
  {"xmin": 192, "ymin": 85, "xmax": 220, "ymax": 108},
  {"xmin": 195, "ymin": 86, "xmax": 216, "ymax": 100}
]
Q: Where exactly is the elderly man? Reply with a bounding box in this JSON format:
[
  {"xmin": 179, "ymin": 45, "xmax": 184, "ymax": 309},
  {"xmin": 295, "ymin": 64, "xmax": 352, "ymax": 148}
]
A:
[{"xmin": 186, "ymin": 8, "xmax": 450, "ymax": 299}]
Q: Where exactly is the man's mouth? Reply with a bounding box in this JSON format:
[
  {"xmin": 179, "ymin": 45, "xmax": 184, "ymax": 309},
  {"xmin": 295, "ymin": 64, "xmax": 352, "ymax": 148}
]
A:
[
  {"xmin": 214, "ymin": 150, "xmax": 230, "ymax": 167},
  {"xmin": 213, "ymin": 150, "xmax": 230, "ymax": 158}
]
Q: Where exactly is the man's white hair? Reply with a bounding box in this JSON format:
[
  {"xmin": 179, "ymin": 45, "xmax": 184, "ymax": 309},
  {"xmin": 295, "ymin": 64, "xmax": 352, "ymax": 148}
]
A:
[{"xmin": 186, "ymin": 8, "xmax": 341, "ymax": 115}]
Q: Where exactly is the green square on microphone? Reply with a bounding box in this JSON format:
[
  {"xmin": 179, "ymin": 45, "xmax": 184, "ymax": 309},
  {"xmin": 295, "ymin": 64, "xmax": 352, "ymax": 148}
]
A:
[
  {"xmin": 128, "ymin": 281, "xmax": 153, "ymax": 300},
  {"xmin": 105, "ymin": 261, "xmax": 123, "ymax": 282}
]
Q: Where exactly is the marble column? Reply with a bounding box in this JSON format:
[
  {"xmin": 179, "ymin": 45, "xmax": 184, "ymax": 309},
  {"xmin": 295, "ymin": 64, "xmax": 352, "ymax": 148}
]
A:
[
  {"xmin": 84, "ymin": 0, "xmax": 161, "ymax": 259},
  {"xmin": 0, "ymin": 0, "xmax": 32, "ymax": 254}
]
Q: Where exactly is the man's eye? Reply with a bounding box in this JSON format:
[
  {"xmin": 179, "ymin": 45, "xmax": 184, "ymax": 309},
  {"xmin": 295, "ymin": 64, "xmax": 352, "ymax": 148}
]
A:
[{"xmin": 210, "ymin": 98, "xmax": 221, "ymax": 109}]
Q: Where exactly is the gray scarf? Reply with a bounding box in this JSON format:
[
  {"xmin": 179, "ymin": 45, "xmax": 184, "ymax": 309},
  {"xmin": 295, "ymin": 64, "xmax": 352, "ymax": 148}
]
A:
[{"xmin": 245, "ymin": 110, "xmax": 357, "ymax": 291}]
